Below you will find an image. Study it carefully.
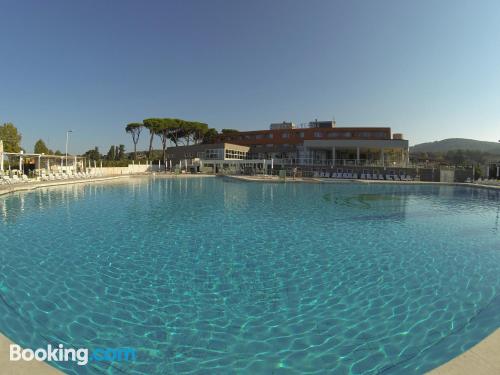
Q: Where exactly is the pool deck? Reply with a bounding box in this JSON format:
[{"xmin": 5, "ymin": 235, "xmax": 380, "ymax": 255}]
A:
[
  {"xmin": 0, "ymin": 175, "xmax": 131, "ymax": 197},
  {"xmin": 225, "ymin": 175, "xmax": 500, "ymax": 191},
  {"xmin": 0, "ymin": 334, "xmax": 62, "ymax": 374},
  {"xmin": 0, "ymin": 173, "xmax": 218, "ymax": 198},
  {"xmin": 427, "ymin": 328, "xmax": 500, "ymax": 374}
]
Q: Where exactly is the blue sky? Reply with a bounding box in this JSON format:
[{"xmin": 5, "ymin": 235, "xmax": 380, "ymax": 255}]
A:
[{"xmin": 1, "ymin": 0, "xmax": 499, "ymax": 154}]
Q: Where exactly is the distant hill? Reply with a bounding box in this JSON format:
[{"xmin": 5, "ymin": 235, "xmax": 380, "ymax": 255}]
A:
[{"xmin": 411, "ymin": 138, "xmax": 500, "ymax": 154}]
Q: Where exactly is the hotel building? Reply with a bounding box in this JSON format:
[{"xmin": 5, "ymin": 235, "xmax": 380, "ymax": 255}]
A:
[{"xmin": 214, "ymin": 121, "xmax": 409, "ymax": 167}]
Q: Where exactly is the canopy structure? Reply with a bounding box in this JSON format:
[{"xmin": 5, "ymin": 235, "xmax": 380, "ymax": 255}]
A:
[{"xmin": 0, "ymin": 147, "xmax": 86, "ymax": 174}]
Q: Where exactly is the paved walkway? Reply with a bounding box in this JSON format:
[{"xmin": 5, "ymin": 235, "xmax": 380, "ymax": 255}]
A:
[
  {"xmin": 428, "ymin": 329, "xmax": 500, "ymax": 374},
  {"xmin": 0, "ymin": 175, "xmax": 130, "ymax": 197},
  {"xmin": 0, "ymin": 334, "xmax": 62, "ymax": 374}
]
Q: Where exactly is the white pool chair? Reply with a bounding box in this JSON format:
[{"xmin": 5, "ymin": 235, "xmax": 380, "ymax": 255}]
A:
[
  {"xmin": 22, "ymin": 174, "xmax": 29, "ymax": 183},
  {"xmin": 386, "ymin": 175, "xmax": 392, "ymax": 180}
]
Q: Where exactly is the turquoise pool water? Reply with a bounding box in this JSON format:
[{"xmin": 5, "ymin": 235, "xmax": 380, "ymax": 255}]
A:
[{"xmin": 0, "ymin": 177, "xmax": 499, "ymax": 374}]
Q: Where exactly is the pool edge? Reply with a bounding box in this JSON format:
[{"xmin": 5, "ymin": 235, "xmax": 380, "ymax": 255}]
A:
[
  {"xmin": 427, "ymin": 328, "xmax": 500, "ymax": 374},
  {"xmin": 0, "ymin": 175, "xmax": 131, "ymax": 197},
  {"xmin": 0, "ymin": 333, "xmax": 63, "ymax": 374}
]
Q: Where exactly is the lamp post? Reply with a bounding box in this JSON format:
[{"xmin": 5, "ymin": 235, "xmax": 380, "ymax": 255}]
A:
[{"xmin": 65, "ymin": 130, "xmax": 73, "ymax": 167}]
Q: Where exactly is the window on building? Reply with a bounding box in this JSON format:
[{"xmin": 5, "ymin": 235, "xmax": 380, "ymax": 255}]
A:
[
  {"xmin": 224, "ymin": 149, "xmax": 247, "ymax": 160},
  {"xmin": 205, "ymin": 149, "xmax": 223, "ymax": 159},
  {"xmin": 266, "ymin": 133, "xmax": 274, "ymax": 139},
  {"xmin": 256, "ymin": 134, "xmax": 264, "ymax": 139},
  {"xmin": 299, "ymin": 132, "xmax": 305, "ymax": 138},
  {"xmin": 372, "ymin": 131, "xmax": 387, "ymax": 139},
  {"xmin": 282, "ymin": 132, "xmax": 289, "ymax": 139},
  {"xmin": 357, "ymin": 132, "xmax": 371, "ymax": 138},
  {"xmin": 314, "ymin": 131, "xmax": 323, "ymax": 138}
]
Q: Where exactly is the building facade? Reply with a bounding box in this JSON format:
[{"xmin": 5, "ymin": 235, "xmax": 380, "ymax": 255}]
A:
[
  {"xmin": 215, "ymin": 122, "xmax": 409, "ymax": 166},
  {"xmin": 165, "ymin": 143, "xmax": 250, "ymax": 162}
]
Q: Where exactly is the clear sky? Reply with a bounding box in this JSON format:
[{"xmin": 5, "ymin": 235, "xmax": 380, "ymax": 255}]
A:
[{"xmin": 1, "ymin": 0, "xmax": 499, "ymax": 154}]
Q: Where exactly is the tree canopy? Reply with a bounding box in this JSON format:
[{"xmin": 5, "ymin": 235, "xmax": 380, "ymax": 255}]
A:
[
  {"xmin": 0, "ymin": 123, "xmax": 22, "ymax": 152},
  {"xmin": 221, "ymin": 128, "xmax": 239, "ymax": 134},
  {"xmin": 34, "ymin": 139, "xmax": 50, "ymax": 154},
  {"xmin": 125, "ymin": 122, "xmax": 143, "ymax": 160},
  {"xmin": 125, "ymin": 118, "xmax": 219, "ymax": 160},
  {"xmin": 83, "ymin": 147, "xmax": 101, "ymax": 161}
]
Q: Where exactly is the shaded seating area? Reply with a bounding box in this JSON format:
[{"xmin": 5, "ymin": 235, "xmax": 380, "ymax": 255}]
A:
[
  {"xmin": 0, "ymin": 142, "xmax": 101, "ymax": 185},
  {"xmin": 314, "ymin": 168, "xmax": 415, "ymax": 181}
]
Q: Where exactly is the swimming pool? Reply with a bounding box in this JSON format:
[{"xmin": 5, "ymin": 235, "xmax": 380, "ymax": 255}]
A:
[{"xmin": 0, "ymin": 177, "xmax": 499, "ymax": 374}]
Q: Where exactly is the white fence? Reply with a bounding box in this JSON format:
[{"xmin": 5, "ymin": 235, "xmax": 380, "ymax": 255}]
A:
[{"xmin": 89, "ymin": 164, "xmax": 151, "ymax": 176}]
